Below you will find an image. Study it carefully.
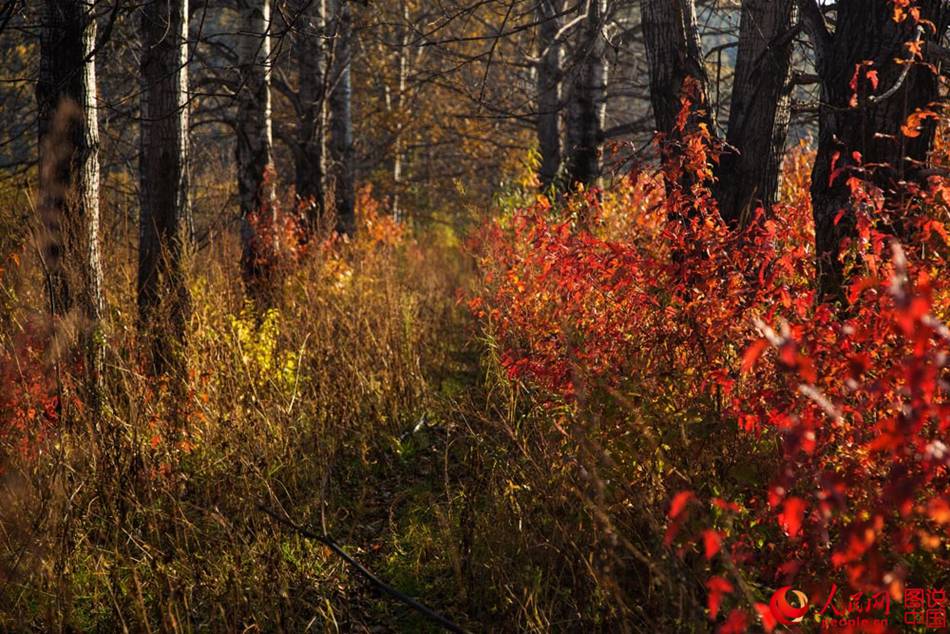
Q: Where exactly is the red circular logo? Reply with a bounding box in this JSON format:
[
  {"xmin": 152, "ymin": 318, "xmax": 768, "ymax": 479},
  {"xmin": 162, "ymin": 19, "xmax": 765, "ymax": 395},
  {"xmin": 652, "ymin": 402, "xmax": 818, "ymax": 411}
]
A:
[{"xmin": 770, "ymin": 586, "xmax": 810, "ymax": 625}]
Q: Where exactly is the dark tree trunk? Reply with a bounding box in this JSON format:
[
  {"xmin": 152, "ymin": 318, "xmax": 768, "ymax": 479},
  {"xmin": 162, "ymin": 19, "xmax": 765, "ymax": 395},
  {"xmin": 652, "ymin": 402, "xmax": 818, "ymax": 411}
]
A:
[
  {"xmin": 801, "ymin": 0, "xmax": 950, "ymax": 299},
  {"xmin": 643, "ymin": 0, "xmax": 796, "ymax": 223},
  {"xmin": 536, "ymin": 0, "xmax": 562, "ymax": 191},
  {"xmin": 237, "ymin": 0, "xmax": 278, "ymax": 283},
  {"xmin": 328, "ymin": 0, "xmax": 355, "ymax": 236},
  {"xmin": 36, "ymin": 0, "xmax": 103, "ymax": 385},
  {"xmin": 565, "ymin": 0, "xmax": 607, "ymax": 189},
  {"xmin": 715, "ymin": 0, "xmax": 796, "ymax": 227},
  {"xmin": 641, "ymin": 0, "xmax": 717, "ymax": 201},
  {"xmin": 293, "ymin": 0, "xmax": 326, "ymax": 235},
  {"xmin": 641, "ymin": 0, "xmax": 712, "ymax": 143},
  {"xmin": 139, "ymin": 0, "xmax": 191, "ymax": 374}
]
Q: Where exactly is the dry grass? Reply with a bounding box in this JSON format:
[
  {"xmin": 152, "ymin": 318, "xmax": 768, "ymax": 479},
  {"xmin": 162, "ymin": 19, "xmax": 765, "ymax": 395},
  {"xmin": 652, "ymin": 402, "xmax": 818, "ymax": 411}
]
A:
[
  {"xmin": 0, "ymin": 208, "xmax": 477, "ymax": 631},
  {"xmin": 1, "ymin": 187, "xmax": 706, "ymax": 632}
]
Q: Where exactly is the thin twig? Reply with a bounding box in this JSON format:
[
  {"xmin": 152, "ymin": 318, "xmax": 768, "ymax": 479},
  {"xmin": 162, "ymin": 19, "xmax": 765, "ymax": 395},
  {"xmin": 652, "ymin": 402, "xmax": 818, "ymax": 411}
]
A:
[{"xmin": 869, "ymin": 25, "xmax": 924, "ymax": 104}]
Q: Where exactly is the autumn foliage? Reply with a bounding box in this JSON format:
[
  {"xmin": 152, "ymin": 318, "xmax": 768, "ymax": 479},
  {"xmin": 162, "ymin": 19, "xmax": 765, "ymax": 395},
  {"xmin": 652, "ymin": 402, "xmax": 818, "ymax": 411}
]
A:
[{"xmin": 471, "ymin": 117, "xmax": 949, "ymax": 628}]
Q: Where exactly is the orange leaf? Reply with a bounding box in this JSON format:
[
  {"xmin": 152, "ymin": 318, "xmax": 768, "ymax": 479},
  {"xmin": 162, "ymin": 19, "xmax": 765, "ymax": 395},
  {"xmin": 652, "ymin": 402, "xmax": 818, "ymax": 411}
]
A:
[
  {"xmin": 927, "ymin": 497, "xmax": 950, "ymax": 524},
  {"xmin": 901, "ymin": 109, "xmax": 937, "ymax": 138}
]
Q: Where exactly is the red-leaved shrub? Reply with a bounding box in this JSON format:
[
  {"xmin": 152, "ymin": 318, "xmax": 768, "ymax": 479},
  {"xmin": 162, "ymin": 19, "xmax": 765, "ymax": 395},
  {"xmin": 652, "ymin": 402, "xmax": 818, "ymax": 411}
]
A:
[{"xmin": 471, "ymin": 116, "xmax": 949, "ymax": 628}]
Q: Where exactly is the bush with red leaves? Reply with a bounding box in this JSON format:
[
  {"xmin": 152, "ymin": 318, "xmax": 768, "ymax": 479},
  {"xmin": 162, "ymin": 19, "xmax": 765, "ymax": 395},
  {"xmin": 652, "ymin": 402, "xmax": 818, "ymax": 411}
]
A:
[{"xmin": 471, "ymin": 117, "xmax": 949, "ymax": 629}]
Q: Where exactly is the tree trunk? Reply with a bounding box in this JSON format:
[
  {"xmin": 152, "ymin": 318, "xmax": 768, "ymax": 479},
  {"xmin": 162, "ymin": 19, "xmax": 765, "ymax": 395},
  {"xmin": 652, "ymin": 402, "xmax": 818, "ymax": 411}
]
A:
[
  {"xmin": 391, "ymin": 0, "xmax": 409, "ymax": 221},
  {"xmin": 565, "ymin": 0, "xmax": 607, "ymax": 189},
  {"xmin": 138, "ymin": 0, "xmax": 191, "ymax": 374},
  {"xmin": 237, "ymin": 0, "xmax": 278, "ymax": 282},
  {"xmin": 641, "ymin": 0, "xmax": 712, "ymax": 144},
  {"xmin": 293, "ymin": 0, "xmax": 326, "ymax": 235},
  {"xmin": 642, "ymin": 0, "xmax": 795, "ymax": 223},
  {"xmin": 714, "ymin": 0, "xmax": 796, "ymax": 227},
  {"xmin": 536, "ymin": 0, "xmax": 562, "ymax": 191},
  {"xmin": 36, "ymin": 0, "xmax": 103, "ymax": 386},
  {"xmin": 801, "ymin": 0, "xmax": 950, "ymax": 298},
  {"xmin": 328, "ymin": 0, "xmax": 355, "ymax": 236}
]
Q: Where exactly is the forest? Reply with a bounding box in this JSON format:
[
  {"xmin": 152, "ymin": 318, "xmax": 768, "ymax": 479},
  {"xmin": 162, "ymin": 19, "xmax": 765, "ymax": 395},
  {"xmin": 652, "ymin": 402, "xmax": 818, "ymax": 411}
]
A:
[{"xmin": 0, "ymin": 0, "xmax": 949, "ymax": 631}]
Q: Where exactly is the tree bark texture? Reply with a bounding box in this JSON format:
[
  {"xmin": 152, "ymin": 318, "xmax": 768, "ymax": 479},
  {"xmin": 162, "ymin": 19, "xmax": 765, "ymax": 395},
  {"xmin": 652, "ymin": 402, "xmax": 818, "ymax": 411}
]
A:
[
  {"xmin": 237, "ymin": 0, "xmax": 278, "ymax": 281},
  {"xmin": 293, "ymin": 0, "xmax": 326, "ymax": 234},
  {"xmin": 536, "ymin": 0, "xmax": 562, "ymax": 191},
  {"xmin": 566, "ymin": 0, "xmax": 607, "ymax": 189},
  {"xmin": 390, "ymin": 0, "xmax": 409, "ymax": 221},
  {"xmin": 641, "ymin": 0, "xmax": 711, "ymax": 142},
  {"xmin": 328, "ymin": 0, "xmax": 355, "ymax": 236},
  {"xmin": 803, "ymin": 0, "xmax": 950, "ymax": 298},
  {"xmin": 715, "ymin": 0, "xmax": 796, "ymax": 227},
  {"xmin": 36, "ymin": 0, "xmax": 104, "ymax": 384},
  {"xmin": 138, "ymin": 0, "xmax": 192, "ymax": 374}
]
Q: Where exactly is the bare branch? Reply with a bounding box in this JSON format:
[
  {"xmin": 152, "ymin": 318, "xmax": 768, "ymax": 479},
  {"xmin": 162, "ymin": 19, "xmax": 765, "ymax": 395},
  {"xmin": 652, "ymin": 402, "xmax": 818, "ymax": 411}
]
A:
[{"xmin": 797, "ymin": 0, "xmax": 832, "ymax": 75}]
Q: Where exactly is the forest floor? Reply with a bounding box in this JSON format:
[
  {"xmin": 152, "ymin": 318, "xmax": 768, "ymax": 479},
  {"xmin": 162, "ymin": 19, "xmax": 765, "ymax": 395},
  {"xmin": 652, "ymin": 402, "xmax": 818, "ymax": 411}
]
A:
[{"xmin": 318, "ymin": 317, "xmax": 485, "ymax": 632}]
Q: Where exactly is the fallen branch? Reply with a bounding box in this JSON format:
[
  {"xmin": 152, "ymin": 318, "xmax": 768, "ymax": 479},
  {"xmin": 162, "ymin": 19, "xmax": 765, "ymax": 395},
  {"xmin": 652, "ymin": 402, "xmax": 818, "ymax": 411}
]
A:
[{"xmin": 257, "ymin": 504, "xmax": 465, "ymax": 633}]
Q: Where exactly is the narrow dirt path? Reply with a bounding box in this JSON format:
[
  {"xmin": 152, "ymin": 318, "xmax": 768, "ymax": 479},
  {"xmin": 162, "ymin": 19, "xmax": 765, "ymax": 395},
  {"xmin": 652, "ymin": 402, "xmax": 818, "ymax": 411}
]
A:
[{"xmin": 320, "ymin": 281, "xmax": 486, "ymax": 632}]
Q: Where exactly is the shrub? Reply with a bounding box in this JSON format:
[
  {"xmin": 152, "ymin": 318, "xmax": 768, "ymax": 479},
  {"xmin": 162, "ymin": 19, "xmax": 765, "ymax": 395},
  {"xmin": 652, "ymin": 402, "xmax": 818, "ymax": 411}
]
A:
[{"xmin": 471, "ymin": 124, "xmax": 949, "ymax": 629}]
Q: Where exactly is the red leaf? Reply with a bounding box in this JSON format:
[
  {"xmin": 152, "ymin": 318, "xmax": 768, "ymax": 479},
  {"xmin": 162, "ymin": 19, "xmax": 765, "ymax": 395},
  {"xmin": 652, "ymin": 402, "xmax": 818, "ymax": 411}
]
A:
[
  {"xmin": 663, "ymin": 522, "xmax": 679, "ymax": 547},
  {"xmin": 755, "ymin": 602, "xmax": 778, "ymax": 632},
  {"xmin": 849, "ymin": 65, "xmax": 861, "ymax": 93},
  {"xmin": 707, "ymin": 576, "xmax": 734, "ymax": 620},
  {"xmin": 829, "ymin": 151, "xmax": 845, "ymax": 185},
  {"xmin": 669, "ymin": 490, "xmax": 694, "ymax": 519},
  {"xmin": 712, "ymin": 497, "xmax": 742, "ymax": 513},
  {"xmin": 719, "ymin": 609, "xmax": 749, "ymax": 634},
  {"xmin": 703, "ymin": 529, "xmax": 722, "ymax": 559},
  {"xmin": 780, "ymin": 497, "xmax": 806, "ymax": 538},
  {"xmin": 740, "ymin": 339, "xmax": 769, "ymax": 374}
]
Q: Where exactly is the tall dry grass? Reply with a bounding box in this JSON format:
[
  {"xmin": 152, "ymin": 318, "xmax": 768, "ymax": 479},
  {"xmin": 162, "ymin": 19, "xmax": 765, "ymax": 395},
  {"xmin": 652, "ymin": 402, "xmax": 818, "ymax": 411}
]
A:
[
  {"xmin": 1, "ymin": 172, "xmax": 712, "ymax": 633},
  {"xmin": 0, "ymin": 192, "xmax": 476, "ymax": 631}
]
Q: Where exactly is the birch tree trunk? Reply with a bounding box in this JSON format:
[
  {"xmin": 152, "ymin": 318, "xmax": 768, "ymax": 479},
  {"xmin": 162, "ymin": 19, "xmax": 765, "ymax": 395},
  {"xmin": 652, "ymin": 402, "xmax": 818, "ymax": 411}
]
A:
[
  {"xmin": 138, "ymin": 0, "xmax": 191, "ymax": 374},
  {"xmin": 391, "ymin": 0, "xmax": 409, "ymax": 221},
  {"xmin": 294, "ymin": 0, "xmax": 326, "ymax": 235},
  {"xmin": 328, "ymin": 0, "xmax": 355, "ymax": 236},
  {"xmin": 237, "ymin": 0, "xmax": 277, "ymax": 282},
  {"xmin": 536, "ymin": 0, "xmax": 562, "ymax": 191},
  {"xmin": 714, "ymin": 0, "xmax": 796, "ymax": 227},
  {"xmin": 565, "ymin": 0, "xmax": 607, "ymax": 189},
  {"xmin": 36, "ymin": 0, "xmax": 103, "ymax": 387}
]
